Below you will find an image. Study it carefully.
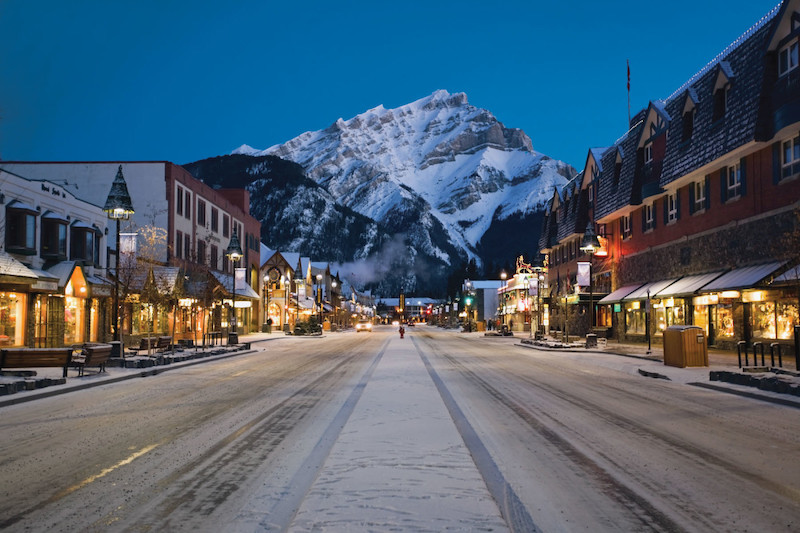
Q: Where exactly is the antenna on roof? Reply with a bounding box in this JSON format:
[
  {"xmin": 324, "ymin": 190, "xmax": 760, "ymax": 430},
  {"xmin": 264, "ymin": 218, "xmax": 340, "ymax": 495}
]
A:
[{"xmin": 627, "ymin": 59, "xmax": 631, "ymax": 127}]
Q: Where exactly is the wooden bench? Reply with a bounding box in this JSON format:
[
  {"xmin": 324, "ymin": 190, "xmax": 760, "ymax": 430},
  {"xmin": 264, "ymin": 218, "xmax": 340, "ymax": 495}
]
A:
[
  {"xmin": 70, "ymin": 344, "xmax": 113, "ymax": 376},
  {"xmin": 129, "ymin": 336, "xmax": 172, "ymax": 356},
  {"xmin": 1, "ymin": 348, "xmax": 73, "ymax": 378}
]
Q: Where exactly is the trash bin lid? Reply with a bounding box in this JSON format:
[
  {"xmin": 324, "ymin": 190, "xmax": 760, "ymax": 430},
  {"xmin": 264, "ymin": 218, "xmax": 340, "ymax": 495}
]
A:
[{"xmin": 665, "ymin": 325, "xmax": 703, "ymax": 331}]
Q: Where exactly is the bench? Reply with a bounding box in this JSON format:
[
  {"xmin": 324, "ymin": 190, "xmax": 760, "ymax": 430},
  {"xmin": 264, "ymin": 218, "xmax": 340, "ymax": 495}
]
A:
[
  {"xmin": 129, "ymin": 336, "xmax": 173, "ymax": 356},
  {"xmin": 70, "ymin": 343, "xmax": 113, "ymax": 376},
  {"xmin": 1, "ymin": 348, "xmax": 73, "ymax": 378}
]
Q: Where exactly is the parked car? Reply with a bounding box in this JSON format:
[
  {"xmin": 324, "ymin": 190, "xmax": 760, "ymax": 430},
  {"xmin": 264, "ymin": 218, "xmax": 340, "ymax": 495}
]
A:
[{"xmin": 356, "ymin": 320, "xmax": 373, "ymax": 332}]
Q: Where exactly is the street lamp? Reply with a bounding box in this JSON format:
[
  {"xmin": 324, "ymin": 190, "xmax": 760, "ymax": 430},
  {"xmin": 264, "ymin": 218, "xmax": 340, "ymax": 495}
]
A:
[
  {"xmin": 225, "ymin": 228, "xmax": 243, "ymax": 342},
  {"xmin": 524, "ymin": 277, "xmax": 531, "ymax": 339},
  {"xmin": 331, "ymin": 280, "xmax": 338, "ymax": 327},
  {"xmin": 500, "ymin": 271, "xmax": 508, "ymax": 330},
  {"xmin": 580, "ymin": 222, "xmax": 601, "ymax": 331},
  {"xmin": 103, "ymin": 165, "xmax": 134, "ymax": 356},
  {"xmin": 316, "ymin": 273, "xmax": 323, "ymax": 327}
]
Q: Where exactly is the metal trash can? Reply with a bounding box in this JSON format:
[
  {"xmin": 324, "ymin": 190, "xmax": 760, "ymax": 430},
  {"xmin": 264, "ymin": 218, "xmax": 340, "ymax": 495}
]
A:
[
  {"xmin": 663, "ymin": 325, "xmax": 708, "ymax": 368},
  {"xmin": 228, "ymin": 332, "xmax": 239, "ymax": 345}
]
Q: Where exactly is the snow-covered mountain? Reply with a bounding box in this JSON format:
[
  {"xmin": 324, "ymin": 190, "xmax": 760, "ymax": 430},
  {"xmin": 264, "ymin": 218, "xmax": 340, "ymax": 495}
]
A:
[{"xmin": 234, "ymin": 90, "xmax": 574, "ymax": 265}]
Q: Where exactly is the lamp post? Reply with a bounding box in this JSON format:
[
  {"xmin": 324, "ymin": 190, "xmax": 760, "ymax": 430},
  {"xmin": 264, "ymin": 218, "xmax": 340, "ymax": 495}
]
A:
[
  {"xmin": 500, "ymin": 271, "xmax": 507, "ymax": 330},
  {"xmin": 225, "ymin": 229, "xmax": 243, "ymax": 343},
  {"xmin": 316, "ymin": 273, "xmax": 323, "ymax": 328},
  {"xmin": 103, "ymin": 165, "xmax": 134, "ymax": 357},
  {"xmin": 263, "ymin": 274, "xmax": 269, "ymax": 332},
  {"xmin": 580, "ymin": 222, "xmax": 601, "ymax": 333},
  {"xmin": 332, "ymin": 280, "xmax": 338, "ymax": 328},
  {"xmin": 524, "ymin": 277, "xmax": 531, "ymax": 339}
]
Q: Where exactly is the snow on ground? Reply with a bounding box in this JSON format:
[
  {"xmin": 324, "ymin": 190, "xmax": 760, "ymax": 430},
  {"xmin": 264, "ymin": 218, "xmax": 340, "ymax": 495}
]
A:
[{"xmin": 288, "ymin": 336, "xmax": 508, "ymax": 532}]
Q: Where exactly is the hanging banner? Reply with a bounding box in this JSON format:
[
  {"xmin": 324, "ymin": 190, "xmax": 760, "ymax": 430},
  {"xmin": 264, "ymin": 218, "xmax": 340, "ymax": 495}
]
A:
[
  {"xmin": 234, "ymin": 267, "xmax": 246, "ymax": 292},
  {"xmin": 577, "ymin": 262, "xmax": 591, "ymax": 287},
  {"xmin": 529, "ymin": 280, "xmax": 538, "ymax": 297}
]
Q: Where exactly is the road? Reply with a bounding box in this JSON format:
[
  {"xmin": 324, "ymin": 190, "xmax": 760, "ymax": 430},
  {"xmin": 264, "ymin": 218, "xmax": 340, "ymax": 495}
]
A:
[{"xmin": 0, "ymin": 326, "xmax": 798, "ymax": 532}]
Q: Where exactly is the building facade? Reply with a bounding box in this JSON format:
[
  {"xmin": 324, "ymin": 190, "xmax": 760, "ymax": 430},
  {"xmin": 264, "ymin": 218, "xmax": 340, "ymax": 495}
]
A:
[
  {"xmin": 3, "ymin": 161, "xmax": 261, "ymax": 344},
  {"xmin": 539, "ymin": 1, "xmax": 800, "ymax": 352},
  {"xmin": 0, "ymin": 168, "xmax": 113, "ymax": 347}
]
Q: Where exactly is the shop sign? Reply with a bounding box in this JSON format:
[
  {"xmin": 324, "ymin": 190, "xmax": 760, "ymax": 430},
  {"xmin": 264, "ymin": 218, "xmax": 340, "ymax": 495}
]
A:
[
  {"xmin": 31, "ymin": 279, "xmax": 58, "ymax": 292},
  {"xmin": 91, "ymin": 285, "xmax": 112, "ymax": 297}
]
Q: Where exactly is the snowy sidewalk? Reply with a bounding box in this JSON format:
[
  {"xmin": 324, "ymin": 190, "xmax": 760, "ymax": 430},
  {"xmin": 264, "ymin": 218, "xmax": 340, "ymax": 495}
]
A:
[{"xmin": 288, "ymin": 335, "xmax": 509, "ymax": 532}]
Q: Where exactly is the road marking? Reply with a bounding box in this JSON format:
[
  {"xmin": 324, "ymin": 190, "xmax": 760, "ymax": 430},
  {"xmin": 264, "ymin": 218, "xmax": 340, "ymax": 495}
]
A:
[{"xmin": 56, "ymin": 444, "xmax": 159, "ymax": 499}]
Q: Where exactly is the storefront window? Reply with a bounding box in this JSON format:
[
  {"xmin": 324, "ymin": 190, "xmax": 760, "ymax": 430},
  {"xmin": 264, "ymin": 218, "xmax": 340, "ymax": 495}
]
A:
[
  {"xmin": 752, "ymin": 301, "xmax": 776, "ymax": 339},
  {"xmin": 715, "ymin": 303, "xmax": 735, "ymax": 338},
  {"xmin": 0, "ymin": 292, "xmax": 25, "ymax": 346},
  {"xmin": 777, "ymin": 302, "xmax": 799, "ymax": 340},
  {"xmin": 625, "ymin": 304, "xmax": 645, "ymax": 334},
  {"xmin": 752, "ymin": 300, "xmax": 798, "ymax": 340},
  {"xmin": 64, "ymin": 296, "xmax": 85, "ymax": 345}
]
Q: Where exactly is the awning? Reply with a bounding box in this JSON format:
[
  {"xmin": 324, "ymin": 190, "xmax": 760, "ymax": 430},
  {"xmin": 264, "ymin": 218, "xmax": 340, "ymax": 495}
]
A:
[
  {"xmin": 622, "ymin": 278, "xmax": 681, "ymax": 301},
  {"xmin": 772, "ymin": 264, "xmax": 800, "ymax": 285},
  {"xmin": 211, "ymin": 271, "xmax": 261, "ymax": 300},
  {"xmin": 5, "ymin": 199, "xmax": 37, "ymax": 213},
  {"xmin": 598, "ymin": 284, "xmax": 643, "ymax": 304},
  {"xmin": 700, "ymin": 262, "xmax": 785, "ymax": 292},
  {"xmin": 653, "ymin": 271, "xmax": 726, "ymax": 297},
  {"xmin": 29, "ymin": 268, "xmax": 60, "ymax": 292},
  {"xmin": 86, "ymin": 274, "xmax": 113, "ymax": 298},
  {"xmin": 0, "ymin": 251, "xmax": 38, "ymax": 284},
  {"xmin": 41, "ymin": 210, "xmax": 69, "ymax": 223}
]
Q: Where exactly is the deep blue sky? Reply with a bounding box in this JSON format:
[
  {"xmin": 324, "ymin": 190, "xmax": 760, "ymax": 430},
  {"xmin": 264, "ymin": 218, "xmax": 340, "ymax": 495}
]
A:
[{"xmin": 0, "ymin": 0, "xmax": 780, "ymax": 171}]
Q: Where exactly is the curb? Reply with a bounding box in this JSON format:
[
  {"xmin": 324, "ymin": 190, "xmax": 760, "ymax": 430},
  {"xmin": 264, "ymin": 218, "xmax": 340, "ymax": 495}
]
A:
[{"xmin": 0, "ymin": 336, "xmax": 282, "ymax": 408}]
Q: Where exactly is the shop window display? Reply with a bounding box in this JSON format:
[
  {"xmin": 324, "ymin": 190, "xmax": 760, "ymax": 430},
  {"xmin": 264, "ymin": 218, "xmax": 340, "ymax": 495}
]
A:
[
  {"xmin": 752, "ymin": 300, "xmax": 798, "ymax": 340},
  {"xmin": 0, "ymin": 293, "xmax": 24, "ymax": 346},
  {"xmin": 715, "ymin": 303, "xmax": 735, "ymax": 338},
  {"xmin": 625, "ymin": 304, "xmax": 646, "ymax": 334}
]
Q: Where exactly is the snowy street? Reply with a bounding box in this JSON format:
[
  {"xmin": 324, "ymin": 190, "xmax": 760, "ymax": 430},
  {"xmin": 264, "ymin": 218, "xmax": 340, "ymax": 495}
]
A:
[{"xmin": 0, "ymin": 326, "xmax": 798, "ymax": 532}]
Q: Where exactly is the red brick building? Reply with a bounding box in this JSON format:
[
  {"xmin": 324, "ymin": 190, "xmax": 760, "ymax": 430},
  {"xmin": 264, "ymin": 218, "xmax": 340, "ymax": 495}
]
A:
[{"xmin": 540, "ymin": 1, "xmax": 800, "ymax": 351}]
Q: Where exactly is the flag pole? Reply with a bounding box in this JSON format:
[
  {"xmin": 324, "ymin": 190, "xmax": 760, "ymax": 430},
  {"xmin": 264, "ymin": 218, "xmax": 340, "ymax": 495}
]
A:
[{"xmin": 627, "ymin": 59, "xmax": 631, "ymax": 127}]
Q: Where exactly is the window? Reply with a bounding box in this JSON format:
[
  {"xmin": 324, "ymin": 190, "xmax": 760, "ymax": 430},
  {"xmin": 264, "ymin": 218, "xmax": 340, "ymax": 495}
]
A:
[
  {"xmin": 782, "ymin": 134, "xmax": 800, "ymax": 180},
  {"xmin": 70, "ymin": 222, "xmax": 94, "ymax": 263},
  {"xmin": 176, "ymin": 186, "xmax": 183, "ymax": 216},
  {"xmin": 197, "ymin": 240, "xmax": 206, "ymax": 265},
  {"xmin": 622, "ymin": 214, "xmax": 632, "ymax": 240},
  {"xmin": 197, "ymin": 199, "xmax": 206, "ymax": 227},
  {"xmin": 779, "ymin": 40, "xmax": 799, "ymax": 77},
  {"xmin": 223, "ymin": 214, "xmax": 230, "ymax": 238},
  {"xmin": 644, "ymin": 143, "xmax": 653, "ymax": 164},
  {"xmin": 667, "ymin": 192, "xmax": 679, "ymax": 224},
  {"xmin": 211, "ymin": 207, "xmax": 219, "ymax": 232},
  {"xmin": 588, "ymin": 183, "xmax": 594, "ymax": 205},
  {"xmin": 184, "ymin": 190, "xmax": 191, "ymax": 220},
  {"xmin": 41, "ymin": 213, "xmax": 68, "ymax": 260},
  {"xmin": 727, "ymin": 162, "xmax": 742, "ymax": 199},
  {"xmin": 210, "ymin": 244, "xmax": 218, "ymax": 270},
  {"xmin": 184, "ymin": 234, "xmax": 191, "ymax": 261},
  {"xmin": 713, "ymin": 87, "xmax": 728, "ymax": 121},
  {"xmin": 6, "ymin": 202, "xmax": 37, "ymax": 254},
  {"xmin": 176, "ymin": 230, "xmax": 183, "ymax": 259},
  {"xmin": 694, "ymin": 180, "xmax": 707, "ymax": 212},
  {"xmin": 644, "ymin": 204, "xmax": 655, "ymax": 231},
  {"xmin": 682, "ymin": 109, "xmax": 695, "ymax": 142}
]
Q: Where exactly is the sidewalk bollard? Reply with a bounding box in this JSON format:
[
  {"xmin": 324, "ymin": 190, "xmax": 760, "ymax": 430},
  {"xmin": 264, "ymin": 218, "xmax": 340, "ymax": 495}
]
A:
[
  {"xmin": 770, "ymin": 343, "xmax": 782, "ymax": 368},
  {"xmin": 753, "ymin": 341, "xmax": 764, "ymax": 366},
  {"xmin": 737, "ymin": 340, "xmax": 748, "ymax": 368}
]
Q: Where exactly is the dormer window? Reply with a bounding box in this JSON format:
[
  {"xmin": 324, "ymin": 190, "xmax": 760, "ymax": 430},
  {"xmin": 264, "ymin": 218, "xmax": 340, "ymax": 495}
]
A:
[
  {"xmin": 712, "ymin": 86, "xmax": 728, "ymax": 121},
  {"xmin": 682, "ymin": 108, "xmax": 696, "ymax": 141},
  {"xmin": 644, "ymin": 143, "xmax": 653, "ymax": 164},
  {"xmin": 613, "ymin": 152, "xmax": 623, "ymax": 184},
  {"xmin": 779, "ymin": 40, "xmax": 799, "ymax": 77}
]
